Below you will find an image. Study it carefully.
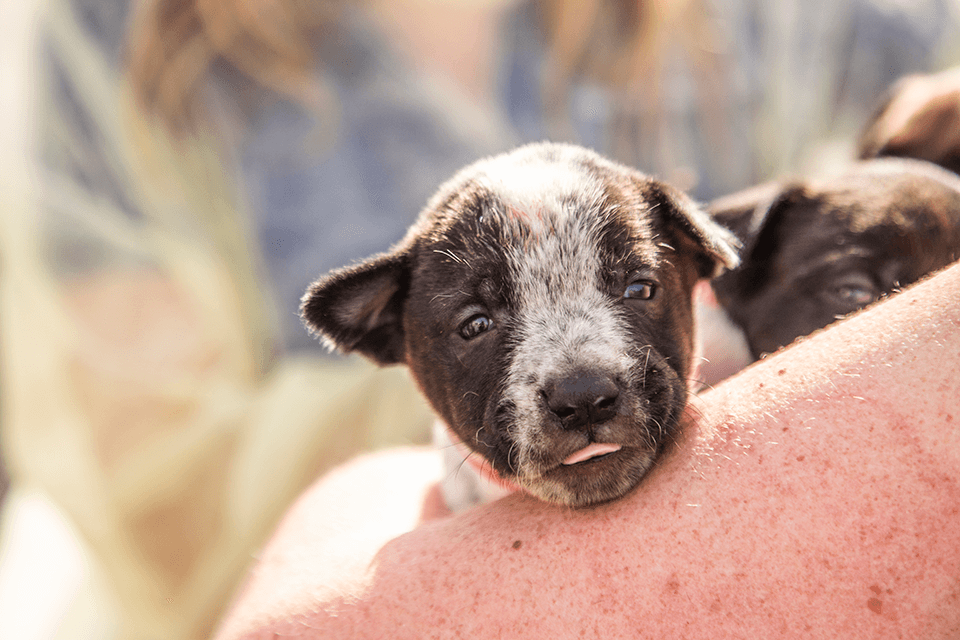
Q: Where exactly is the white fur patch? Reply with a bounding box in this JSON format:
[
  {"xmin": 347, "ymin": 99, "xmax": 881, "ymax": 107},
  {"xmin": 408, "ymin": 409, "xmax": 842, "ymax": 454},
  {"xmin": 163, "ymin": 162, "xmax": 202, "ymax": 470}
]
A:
[
  {"xmin": 471, "ymin": 146, "xmax": 607, "ymax": 235},
  {"xmin": 496, "ymin": 193, "xmax": 637, "ymax": 476}
]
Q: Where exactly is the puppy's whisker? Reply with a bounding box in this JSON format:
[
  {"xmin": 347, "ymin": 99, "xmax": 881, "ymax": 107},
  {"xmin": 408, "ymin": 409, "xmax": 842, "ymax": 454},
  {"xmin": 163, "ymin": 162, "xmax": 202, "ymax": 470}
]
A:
[
  {"xmin": 684, "ymin": 401, "xmax": 706, "ymax": 421},
  {"xmin": 641, "ymin": 346, "xmax": 652, "ymax": 389},
  {"xmin": 474, "ymin": 427, "xmax": 496, "ymax": 449},
  {"xmin": 433, "ymin": 248, "xmax": 470, "ymax": 268},
  {"xmin": 649, "ymin": 416, "xmax": 665, "ymax": 444},
  {"xmin": 506, "ymin": 438, "xmax": 520, "ymax": 468},
  {"xmin": 449, "ymin": 455, "xmax": 471, "ymax": 483},
  {"xmin": 436, "ymin": 436, "xmax": 460, "ymax": 451},
  {"xmin": 303, "ymin": 143, "xmax": 738, "ymax": 509}
]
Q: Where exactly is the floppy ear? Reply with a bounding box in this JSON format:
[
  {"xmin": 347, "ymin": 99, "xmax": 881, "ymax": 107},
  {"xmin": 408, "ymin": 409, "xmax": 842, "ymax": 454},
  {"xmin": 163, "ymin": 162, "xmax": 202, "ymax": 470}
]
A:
[
  {"xmin": 707, "ymin": 180, "xmax": 807, "ymax": 257},
  {"xmin": 707, "ymin": 181, "xmax": 808, "ymax": 312},
  {"xmin": 300, "ymin": 249, "xmax": 411, "ymax": 365},
  {"xmin": 646, "ymin": 181, "xmax": 741, "ymax": 279}
]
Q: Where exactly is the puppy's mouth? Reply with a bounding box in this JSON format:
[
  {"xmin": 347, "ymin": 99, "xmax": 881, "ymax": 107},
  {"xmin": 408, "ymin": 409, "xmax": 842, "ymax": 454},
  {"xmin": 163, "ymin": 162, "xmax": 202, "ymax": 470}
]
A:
[
  {"xmin": 477, "ymin": 351, "xmax": 686, "ymax": 506},
  {"xmin": 562, "ymin": 442, "xmax": 623, "ymax": 465},
  {"xmin": 524, "ymin": 442, "xmax": 656, "ymax": 507}
]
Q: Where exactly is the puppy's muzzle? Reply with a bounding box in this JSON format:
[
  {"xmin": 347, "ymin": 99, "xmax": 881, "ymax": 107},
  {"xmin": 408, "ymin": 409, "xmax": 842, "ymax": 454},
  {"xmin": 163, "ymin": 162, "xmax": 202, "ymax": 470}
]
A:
[{"xmin": 542, "ymin": 369, "xmax": 620, "ymax": 433}]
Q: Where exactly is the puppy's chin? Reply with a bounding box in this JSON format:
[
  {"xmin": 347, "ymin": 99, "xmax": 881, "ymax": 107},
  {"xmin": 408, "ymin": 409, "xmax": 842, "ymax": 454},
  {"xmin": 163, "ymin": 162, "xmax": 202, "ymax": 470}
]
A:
[
  {"xmin": 468, "ymin": 358, "xmax": 687, "ymax": 508},
  {"xmin": 518, "ymin": 446, "xmax": 658, "ymax": 508}
]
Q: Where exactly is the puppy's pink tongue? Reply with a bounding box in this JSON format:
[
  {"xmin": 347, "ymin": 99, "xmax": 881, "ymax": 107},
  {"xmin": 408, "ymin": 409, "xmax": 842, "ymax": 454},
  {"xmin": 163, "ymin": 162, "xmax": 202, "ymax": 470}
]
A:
[{"xmin": 562, "ymin": 443, "xmax": 622, "ymax": 465}]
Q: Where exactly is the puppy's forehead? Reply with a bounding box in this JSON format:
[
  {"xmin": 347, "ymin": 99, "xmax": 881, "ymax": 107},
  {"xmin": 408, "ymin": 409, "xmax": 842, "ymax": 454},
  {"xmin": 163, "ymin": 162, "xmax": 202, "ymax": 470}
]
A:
[
  {"xmin": 472, "ymin": 153, "xmax": 606, "ymax": 223},
  {"xmin": 430, "ymin": 152, "xmax": 657, "ymax": 250}
]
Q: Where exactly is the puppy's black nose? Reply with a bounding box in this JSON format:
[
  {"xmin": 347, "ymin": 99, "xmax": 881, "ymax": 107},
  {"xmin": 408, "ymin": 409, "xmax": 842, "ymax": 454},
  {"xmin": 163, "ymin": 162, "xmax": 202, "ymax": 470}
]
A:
[{"xmin": 543, "ymin": 372, "xmax": 620, "ymax": 431}]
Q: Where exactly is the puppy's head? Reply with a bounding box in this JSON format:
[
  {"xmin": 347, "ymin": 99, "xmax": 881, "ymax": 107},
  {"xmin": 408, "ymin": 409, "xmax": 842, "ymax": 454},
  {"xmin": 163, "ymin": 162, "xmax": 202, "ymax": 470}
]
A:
[
  {"xmin": 711, "ymin": 158, "xmax": 960, "ymax": 359},
  {"xmin": 303, "ymin": 143, "xmax": 739, "ymax": 507},
  {"xmin": 858, "ymin": 67, "xmax": 960, "ymax": 175}
]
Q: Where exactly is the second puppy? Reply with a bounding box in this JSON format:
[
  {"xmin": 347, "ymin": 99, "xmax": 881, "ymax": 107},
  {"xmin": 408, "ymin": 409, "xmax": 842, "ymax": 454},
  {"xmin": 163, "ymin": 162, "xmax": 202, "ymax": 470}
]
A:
[
  {"xmin": 708, "ymin": 158, "xmax": 960, "ymax": 360},
  {"xmin": 302, "ymin": 143, "xmax": 739, "ymax": 508}
]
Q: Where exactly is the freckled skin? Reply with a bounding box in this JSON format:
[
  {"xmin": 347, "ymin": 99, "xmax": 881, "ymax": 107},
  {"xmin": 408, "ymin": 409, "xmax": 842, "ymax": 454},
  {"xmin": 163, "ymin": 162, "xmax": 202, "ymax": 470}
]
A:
[{"xmin": 217, "ymin": 262, "xmax": 960, "ymax": 640}]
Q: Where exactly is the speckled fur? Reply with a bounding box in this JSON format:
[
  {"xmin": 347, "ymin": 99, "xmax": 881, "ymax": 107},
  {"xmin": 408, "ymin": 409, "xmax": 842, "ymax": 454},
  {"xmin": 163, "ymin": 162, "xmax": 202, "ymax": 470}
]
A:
[{"xmin": 302, "ymin": 143, "xmax": 739, "ymax": 507}]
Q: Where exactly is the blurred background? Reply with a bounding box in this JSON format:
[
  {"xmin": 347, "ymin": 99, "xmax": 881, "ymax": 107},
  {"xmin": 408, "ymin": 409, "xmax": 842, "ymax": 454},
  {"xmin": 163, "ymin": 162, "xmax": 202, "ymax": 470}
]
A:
[{"xmin": 0, "ymin": 0, "xmax": 957, "ymax": 638}]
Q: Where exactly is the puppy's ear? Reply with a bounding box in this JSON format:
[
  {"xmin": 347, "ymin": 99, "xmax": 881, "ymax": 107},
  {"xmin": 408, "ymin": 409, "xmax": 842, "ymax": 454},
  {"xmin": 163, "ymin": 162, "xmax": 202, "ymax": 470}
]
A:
[
  {"xmin": 707, "ymin": 180, "xmax": 806, "ymax": 258},
  {"xmin": 708, "ymin": 181, "xmax": 808, "ymax": 312},
  {"xmin": 301, "ymin": 249, "xmax": 411, "ymax": 365},
  {"xmin": 647, "ymin": 181, "xmax": 741, "ymax": 279},
  {"xmin": 857, "ymin": 70, "xmax": 960, "ymax": 175}
]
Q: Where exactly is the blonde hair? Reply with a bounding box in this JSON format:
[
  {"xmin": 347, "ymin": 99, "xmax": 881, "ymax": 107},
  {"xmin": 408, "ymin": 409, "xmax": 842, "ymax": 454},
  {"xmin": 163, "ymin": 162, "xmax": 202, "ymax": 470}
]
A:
[
  {"xmin": 127, "ymin": 0, "xmax": 730, "ymax": 177},
  {"xmin": 126, "ymin": 0, "xmax": 346, "ymax": 133}
]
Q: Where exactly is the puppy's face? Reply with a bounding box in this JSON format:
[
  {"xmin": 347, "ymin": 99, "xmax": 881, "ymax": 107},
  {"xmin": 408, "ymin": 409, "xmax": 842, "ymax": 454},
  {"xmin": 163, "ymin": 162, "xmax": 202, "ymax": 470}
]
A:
[
  {"xmin": 711, "ymin": 159, "xmax": 960, "ymax": 358},
  {"xmin": 303, "ymin": 143, "xmax": 738, "ymax": 507}
]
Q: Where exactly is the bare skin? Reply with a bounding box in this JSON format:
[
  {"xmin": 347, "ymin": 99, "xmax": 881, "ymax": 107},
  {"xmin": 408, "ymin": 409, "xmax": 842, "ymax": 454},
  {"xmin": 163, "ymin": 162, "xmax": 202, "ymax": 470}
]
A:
[{"xmin": 215, "ymin": 261, "xmax": 960, "ymax": 640}]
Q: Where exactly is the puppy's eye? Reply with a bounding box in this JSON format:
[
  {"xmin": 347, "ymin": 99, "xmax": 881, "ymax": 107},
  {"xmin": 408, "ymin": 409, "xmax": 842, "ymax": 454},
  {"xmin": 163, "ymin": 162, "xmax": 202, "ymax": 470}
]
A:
[
  {"xmin": 823, "ymin": 273, "xmax": 879, "ymax": 313},
  {"xmin": 834, "ymin": 284, "xmax": 877, "ymax": 306},
  {"xmin": 460, "ymin": 314, "xmax": 493, "ymax": 340},
  {"xmin": 623, "ymin": 281, "xmax": 657, "ymax": 301}
]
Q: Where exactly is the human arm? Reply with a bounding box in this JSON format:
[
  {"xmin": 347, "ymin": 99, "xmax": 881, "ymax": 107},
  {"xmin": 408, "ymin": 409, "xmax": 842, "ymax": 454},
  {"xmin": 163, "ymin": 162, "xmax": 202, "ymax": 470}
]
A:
[{"xmin": 216, "ymin": 261, "xmax": 960, "ymax": 640}]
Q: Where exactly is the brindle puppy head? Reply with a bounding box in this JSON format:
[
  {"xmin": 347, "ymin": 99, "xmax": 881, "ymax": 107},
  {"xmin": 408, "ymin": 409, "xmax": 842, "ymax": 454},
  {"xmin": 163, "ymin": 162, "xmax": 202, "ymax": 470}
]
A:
[
  {"xmin": 710, "ymin": 158, "xmax": 960, "ymax": 359},
  {"xmin": 302, "ymin": 143, "xmax": 739, "ymax": 507}
]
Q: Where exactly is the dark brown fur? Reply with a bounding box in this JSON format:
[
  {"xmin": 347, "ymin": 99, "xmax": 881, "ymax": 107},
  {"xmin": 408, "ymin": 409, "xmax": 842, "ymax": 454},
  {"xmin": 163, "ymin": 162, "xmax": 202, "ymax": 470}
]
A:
[
  {"xmin": 302, "ymin": 143, "xmax": 739, "ymax": 507},
  {"xmin": 710, "ymin": 158, "xmax": 960, "ymax": 359}
]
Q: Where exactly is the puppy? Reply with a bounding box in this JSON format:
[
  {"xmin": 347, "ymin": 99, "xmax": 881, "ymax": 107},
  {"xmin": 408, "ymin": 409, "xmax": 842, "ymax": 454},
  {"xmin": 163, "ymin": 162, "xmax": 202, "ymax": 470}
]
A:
[
  {"xmin": 858, "ymin": 66, "xmax": 960, "ymax": 175},
  {"xmin": 708, "ymin": 158, "xmax": 960, "ymax": 360},
  {"xmin": 302, "ymin": 142, "xmax": 739, "ymax": 508}
]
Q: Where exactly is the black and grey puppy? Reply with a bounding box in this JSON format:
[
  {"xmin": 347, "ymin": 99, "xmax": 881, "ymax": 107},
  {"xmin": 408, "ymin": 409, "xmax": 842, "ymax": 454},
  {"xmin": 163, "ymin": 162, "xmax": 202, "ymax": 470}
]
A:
[
  {"xmin": 709, "ymin": 158, "xmax": 960, "ymax": 360},
  {"xmin": 302, "ymin": 143, "xmax": 739, "ymax": 508}
]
